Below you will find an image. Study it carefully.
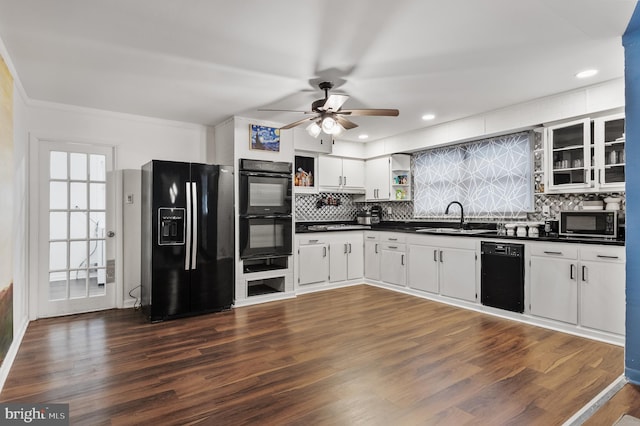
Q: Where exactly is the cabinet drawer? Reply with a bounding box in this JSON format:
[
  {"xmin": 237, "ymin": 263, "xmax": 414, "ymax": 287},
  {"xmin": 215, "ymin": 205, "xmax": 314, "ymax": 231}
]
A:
[
  {"xmin": 298, "ymin": 236, "xmax": 328, "ymax": 245},
  {"xmin": 580, "ymin": 245, "xmax": 625, "ymax": 263},
  {"xmin": 380, "ymin": 233, "xmax": 407, "ymax": 243},
  {"xmin": 529, "ymin": 243, "xmax": 578, "ymax": 259},
  {"xmin": 364, "ymin": 231, "xmax": 380, "ymax": 241},
  {"xmin": 381, "ymin": 243, "xmax": 406, "ymax": 251}
]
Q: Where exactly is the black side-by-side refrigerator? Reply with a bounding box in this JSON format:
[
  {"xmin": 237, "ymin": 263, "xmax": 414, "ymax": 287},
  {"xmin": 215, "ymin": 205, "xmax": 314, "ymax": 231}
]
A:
[{"xmin": 141, "ymin": 160, "xmax": 234, "ymax": 322}]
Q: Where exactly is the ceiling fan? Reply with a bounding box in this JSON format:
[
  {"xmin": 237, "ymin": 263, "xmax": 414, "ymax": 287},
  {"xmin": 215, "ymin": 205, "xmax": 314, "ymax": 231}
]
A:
[{"xmin": 261, "ymin": 81, "xmax": 399, "ymax": 137}]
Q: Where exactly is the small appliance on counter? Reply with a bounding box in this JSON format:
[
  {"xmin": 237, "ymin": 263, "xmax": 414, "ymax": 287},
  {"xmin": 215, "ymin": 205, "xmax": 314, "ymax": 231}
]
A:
[
  {"xmin": 357, "ymin": 209, "xmax": 372, "ymax": 225},
  {"xmin": 559, "ymin": 210, "xmax": 617, "ymax": 238},
  {"xmin": 370, "ymin": 205, "xmax": 382, "ymax": 224},
  {"xmin": 543, "ymin": 219, "xmax": 559, "ymax": 237}
]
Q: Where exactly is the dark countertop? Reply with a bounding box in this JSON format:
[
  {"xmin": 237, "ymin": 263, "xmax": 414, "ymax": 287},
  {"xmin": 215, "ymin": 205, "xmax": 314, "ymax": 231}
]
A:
[{"xmin": 295, "ymin": 220, "xmax": 625, "ymax": 246}]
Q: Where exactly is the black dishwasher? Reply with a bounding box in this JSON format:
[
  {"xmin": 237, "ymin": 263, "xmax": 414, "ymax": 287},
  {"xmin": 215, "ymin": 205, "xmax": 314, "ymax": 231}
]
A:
[{"xmin": 481, "ymin": 241, "xmax": 525, "ymax": 313}]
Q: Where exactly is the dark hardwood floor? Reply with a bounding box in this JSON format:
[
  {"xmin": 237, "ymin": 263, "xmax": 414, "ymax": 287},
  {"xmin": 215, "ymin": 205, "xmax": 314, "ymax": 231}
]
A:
[{"xmin": 0, "ymin": 285, "xmax": 625, "ymax": 425}]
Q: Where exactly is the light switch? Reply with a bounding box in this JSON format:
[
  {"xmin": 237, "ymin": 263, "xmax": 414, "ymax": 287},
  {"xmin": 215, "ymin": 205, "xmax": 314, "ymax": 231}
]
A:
[
  {"xmin": 542, "ymin": 205, "xmax": 550, "ymax": 217},
  {"xmin": 126, "ymin": 194, "xmax": 134, "ymax": 204}
]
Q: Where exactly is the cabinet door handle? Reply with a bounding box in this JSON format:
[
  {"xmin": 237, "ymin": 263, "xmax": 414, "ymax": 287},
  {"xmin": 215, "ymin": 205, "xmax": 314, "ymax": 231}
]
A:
[
  {"xmin": 375, "ymin": 243, "xmax": 378, "ymax": 254},
  {"xmin": 309, "ymin": 239, "xmax": 319, "ymax": 243},
  {"xmin": 570, "ymin": 264, "xmax": 575, "ymax": 280},
  {"xmin": 389, "ymin": 238, "xmax": 398, "ymax": 241},
  {"xmin": 401, "ymin": 254, "xmax": 405, "ymax": 266},
  {"xmin": 374, "ymin": 189, "xmax": 378, "ymax": 198},
  {"xmin": 344, "ymin": 176, "xmax": 347, "ymax": 185},
  {"xmin": 323, "ymin": 247, "xmax": 327, "ymax": 257},
  {"xmin": 348, "ymin": 243, "xmax": 352, "ymax": 254},
  {"xmin": 543, "ymin": 251, "xmax": 563, "ymax": 255},
  {"xmin": 344, "ymin": 243, "xmax": 348, "ymax": 254},
  {"xmin": 433, "ymin": 249, "xmax": 438, "ymax": 262},
  {"xmin": 388, "ymin": 245, "xmax": 398, "ymax": 249},
  {"xmin": 597, "ymin": 255, "xmax": 619, "ymax": 259},
  {"xmin": 439, "ymin": 250, "xmax": 444, "ymax": 263},
  {"xmin": 367, "ymin": 236, "xmax": 376, "ymax": 240},
  {"xmin": 582, "ymin": 265, "xmax": 588, "ymax": 282}
]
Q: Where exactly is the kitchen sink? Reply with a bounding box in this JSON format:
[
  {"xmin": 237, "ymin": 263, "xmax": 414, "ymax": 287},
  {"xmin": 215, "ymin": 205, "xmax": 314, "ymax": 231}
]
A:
[{"xmin": 416, "ymin": 228, "xmax": 494, "ymax": 235}]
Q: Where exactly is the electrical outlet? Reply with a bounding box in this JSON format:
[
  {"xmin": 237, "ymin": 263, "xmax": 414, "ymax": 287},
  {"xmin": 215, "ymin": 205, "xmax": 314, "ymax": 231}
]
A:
[
  {"xmin": 542, "ymin": 205, "xmax": 550, "ymax": 217},
  {"xmin": 126, "ymin": 194, "xmax": 134, "ymax": 204},
  {"xmin": 387, "ymin": 207, "xmax": 392, "ymax": 215}
]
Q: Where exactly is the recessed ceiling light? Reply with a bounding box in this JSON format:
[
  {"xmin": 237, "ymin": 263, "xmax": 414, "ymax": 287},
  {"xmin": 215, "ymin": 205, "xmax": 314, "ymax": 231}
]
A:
[
  {"xmin": 422, "ymin": 113, "xmax": 436, "ymax": 121},
  {"xmin": 575, "ymin": 69, "xmax": 598, "ymax": 79},
  {"xmin": 358, "ymin": 134, "xmax": 369, "ymax": 140}
]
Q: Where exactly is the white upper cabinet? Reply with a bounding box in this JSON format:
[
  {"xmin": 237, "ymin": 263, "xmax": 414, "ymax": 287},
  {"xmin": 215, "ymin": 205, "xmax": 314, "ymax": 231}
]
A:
[
  {"xmin": 365, "ymin": 154, "xmax": 411, "ymax": 201},
  {"xmin": 318, "ymin": 156, "xmax": 365, "ymax": 192},
  {"xmin": 546, "ymin": 114, "xmax": 625, "ymax": 193},
  {"xmin": 365, "ymin": 156, "xmax": 390, "ymax": 201}
]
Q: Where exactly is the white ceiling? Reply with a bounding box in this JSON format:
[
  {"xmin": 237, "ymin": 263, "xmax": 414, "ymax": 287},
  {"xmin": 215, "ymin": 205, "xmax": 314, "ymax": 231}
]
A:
[{"xmin": 0, "ymin": 0, "xmax": 636, "ymax": 142}]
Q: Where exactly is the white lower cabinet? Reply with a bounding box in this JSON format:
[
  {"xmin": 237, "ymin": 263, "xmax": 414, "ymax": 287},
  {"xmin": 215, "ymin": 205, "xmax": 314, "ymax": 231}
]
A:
[
  {"xmin": 439, "ymin": 247, "xmax": 477, "ymax": 302},
  {"xmin": 530, "ymin": 252, "xmax": 578, "ymax": 324},
  {"xmin": 380, "ymin": 243, "xmax": 406, "ymax": 286},
  {"xmin": 296, "ymin": 232, "xmax": 363, "ymax": 287},
  {"xmin": 297, "ymin": 237, "xmax": 329, "ymax": 286},
  {"xmin": 329, "ymin": 233, "xmax": 364, "ymax": 282},
  {"xmin": 364, "ymin": 232, "xmax": 380, "ymax": 280},
  {"xmin": 579, "ymin": 246, "xmax": 625, "ymax": 335},
  {"xmin": 529, "ymin": 243, "xmax": 625, "ymax": 334},
  {"xmin": 407, "ymin": 236, "xmax": 477, "ymax": 302},
  {"xmin": 407, "ymin": 244, "xmax": 439, "ymax": 294}
]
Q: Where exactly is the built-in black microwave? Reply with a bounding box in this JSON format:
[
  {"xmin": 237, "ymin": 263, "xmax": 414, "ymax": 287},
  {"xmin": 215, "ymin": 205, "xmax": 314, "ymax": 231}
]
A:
[
  {"xmin": 239, "ymin": 216, "xmax": 293, "ymax": 259},
  {"xmin": 239, "ymin": 159, "xmax": 292, "ymax": 216},
  {"xmin": 559, "ymin": 211, "xmax": 618, "ymax": 238}
]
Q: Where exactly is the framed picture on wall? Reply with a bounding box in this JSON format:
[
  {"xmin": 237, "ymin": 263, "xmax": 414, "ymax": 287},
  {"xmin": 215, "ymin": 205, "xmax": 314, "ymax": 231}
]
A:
[{"xmin": 250, "ymin": 124, "xmax": 280, "ymax": 152}]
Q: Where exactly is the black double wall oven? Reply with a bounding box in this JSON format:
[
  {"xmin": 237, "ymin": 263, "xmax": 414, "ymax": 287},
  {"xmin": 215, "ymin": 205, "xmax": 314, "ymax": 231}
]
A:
[{"xmin": 239, "ymin": 159, "xmax": 293, "ymax": 259}]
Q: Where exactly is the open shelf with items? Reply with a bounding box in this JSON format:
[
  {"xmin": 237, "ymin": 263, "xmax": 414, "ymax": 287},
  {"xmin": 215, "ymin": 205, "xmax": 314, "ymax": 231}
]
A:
[
  {"xmin": 294, "ymin": 153, "xmax": 318, "ymax": 193},
  {"xmin": 390, "ymin": 154, "xmax": 411, "ymax": 201}
]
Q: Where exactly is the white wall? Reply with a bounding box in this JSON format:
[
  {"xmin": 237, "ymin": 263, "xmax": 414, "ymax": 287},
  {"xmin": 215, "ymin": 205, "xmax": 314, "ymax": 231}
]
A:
[{"xmin": 361, "ymin": 78, "xmax": 625, "ymax": 158}]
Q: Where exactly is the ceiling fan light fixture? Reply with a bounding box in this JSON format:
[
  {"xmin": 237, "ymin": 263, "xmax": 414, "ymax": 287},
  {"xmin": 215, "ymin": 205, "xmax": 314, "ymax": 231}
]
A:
[
  {"xmin": 321, "ymin": 116, "xmax": 338, "ymax": 134},
  {"xmin": 306, "ymin": 121, "xmax": 321, "ymax": 138}
]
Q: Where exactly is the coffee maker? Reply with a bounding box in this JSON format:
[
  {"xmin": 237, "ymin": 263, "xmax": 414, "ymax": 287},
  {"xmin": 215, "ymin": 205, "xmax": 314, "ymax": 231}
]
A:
[{"xmin": 370, "ymin": 205, "xmax": 382, "ymax": 224}]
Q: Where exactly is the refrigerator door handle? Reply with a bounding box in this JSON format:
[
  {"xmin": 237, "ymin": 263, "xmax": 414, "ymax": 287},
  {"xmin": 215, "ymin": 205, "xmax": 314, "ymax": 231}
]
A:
[
  {"xmin": 191, "ymin": 182, "xmax": 198, "ymax": 270},
  {"xmin": 185, "ymin": 181, "xmax": 192, "ymax": 271}
]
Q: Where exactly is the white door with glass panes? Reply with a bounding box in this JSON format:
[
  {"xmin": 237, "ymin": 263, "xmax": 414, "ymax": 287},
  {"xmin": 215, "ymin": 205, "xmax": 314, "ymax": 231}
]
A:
[{"xmin": 38, "ymin": 141, "xmax": 115, "ymax": 317}]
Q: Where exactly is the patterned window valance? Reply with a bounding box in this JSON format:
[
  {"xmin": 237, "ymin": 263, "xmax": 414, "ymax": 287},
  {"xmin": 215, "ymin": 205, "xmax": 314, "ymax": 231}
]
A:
[{"xmin": 413, "ymin": 132, "xmax": 532, "ymax": 218}]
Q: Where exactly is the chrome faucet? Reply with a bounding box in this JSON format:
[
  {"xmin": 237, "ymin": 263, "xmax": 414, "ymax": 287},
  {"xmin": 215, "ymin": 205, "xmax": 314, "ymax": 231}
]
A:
[{"xmin": 445, "ymin": 201, "xmax": 465, "ymax": 229}]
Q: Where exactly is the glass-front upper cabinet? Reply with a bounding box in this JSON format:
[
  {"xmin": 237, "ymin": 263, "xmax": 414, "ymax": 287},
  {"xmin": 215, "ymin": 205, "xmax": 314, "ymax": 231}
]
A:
[
  {"xmin": 547, "ymin": 118, "xmax": 591, "ymax": 191},
  {"xmin": 595, "ymin": 113, "xmax": 625, "ymax": 190},
  {"xmin": 546, "ymin": 114, "xmax": 625, "ymax": 193}
]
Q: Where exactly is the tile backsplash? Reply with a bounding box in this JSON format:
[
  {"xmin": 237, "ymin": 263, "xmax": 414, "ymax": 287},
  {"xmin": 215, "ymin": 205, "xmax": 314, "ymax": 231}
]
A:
[
  {"xmin": 295, "ymin": 193, "xmax": 359, "ymax": 222},
  {"xmin": 295, "ymin": 192, "xmax": 625, "ymax": 223}
]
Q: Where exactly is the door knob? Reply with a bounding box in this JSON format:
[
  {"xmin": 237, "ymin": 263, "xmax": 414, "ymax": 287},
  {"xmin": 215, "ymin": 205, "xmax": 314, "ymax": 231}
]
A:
[{"xmin": 107, "ymin": 231, "xmax": 115, "ymax": 237}]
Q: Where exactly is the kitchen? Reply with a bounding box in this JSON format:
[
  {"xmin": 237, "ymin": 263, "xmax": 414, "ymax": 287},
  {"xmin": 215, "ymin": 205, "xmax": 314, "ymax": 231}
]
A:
[{"xmin": 1, "ymin": 1, "xmax": 640, "ymax": 424}]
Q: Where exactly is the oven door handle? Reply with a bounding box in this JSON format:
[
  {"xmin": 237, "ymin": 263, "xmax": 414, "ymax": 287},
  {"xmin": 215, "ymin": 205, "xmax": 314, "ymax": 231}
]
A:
[
  {"xmin": 240, "ymin": 171, "xmax": 291, "ymax": 179},
  {"xmin": 241, "ymin": 214, "xmax": 293, "ymax": 220}
]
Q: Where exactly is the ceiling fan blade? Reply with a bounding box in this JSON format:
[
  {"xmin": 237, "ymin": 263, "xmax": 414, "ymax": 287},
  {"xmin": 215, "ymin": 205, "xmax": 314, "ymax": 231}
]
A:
[
  {"xmin": 338, "ymin": 109, "xmax": 399, "ymax": 117},
  {"xmin": 280, "ymin": 116, "xmax": 318, "ymax": 130},
  {"xmin": 258, "ymin": 108, "xmax": 309, "ymax": 113},
  {"xmin": 335, "ymin": 115, "xmax": 359, "ymax": 130},
  {"xmin": 320, "ymin": 94, "xmax": 349, "ymax": 112}
]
